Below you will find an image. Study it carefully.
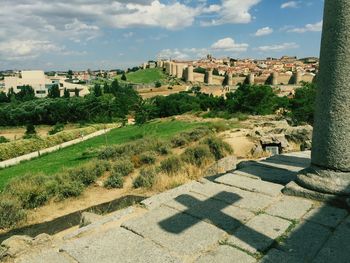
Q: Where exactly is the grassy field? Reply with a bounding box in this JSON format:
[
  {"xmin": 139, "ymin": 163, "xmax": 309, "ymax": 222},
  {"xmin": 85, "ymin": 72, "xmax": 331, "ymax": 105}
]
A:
[
  {"xmin": 0, "ymin": 120, "xmax": 203, "ymax": 190},
  {"xmin": 118, "ymin": 68, "xmax": 166, "ymax": 84}
]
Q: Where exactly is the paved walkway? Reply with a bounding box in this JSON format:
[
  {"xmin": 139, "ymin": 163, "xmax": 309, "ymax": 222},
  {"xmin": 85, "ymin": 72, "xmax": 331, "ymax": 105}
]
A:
[{"xmin": 13, "ymin": 151, "xmax": 350, "ymax": 263}]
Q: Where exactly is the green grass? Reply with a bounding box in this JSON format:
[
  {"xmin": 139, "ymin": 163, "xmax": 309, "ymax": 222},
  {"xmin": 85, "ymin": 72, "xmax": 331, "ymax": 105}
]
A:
[
  {"xmin": 0, "ymin": 120, "xmax": 203, "ymax": 190},
  {"xmin": 118, "ymin": 68, "xmax": 166, "ymax": 84}
]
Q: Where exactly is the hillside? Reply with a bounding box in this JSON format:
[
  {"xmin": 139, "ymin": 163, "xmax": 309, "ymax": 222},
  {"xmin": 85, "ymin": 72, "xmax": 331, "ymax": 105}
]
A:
[{"xmin": 118, "ymin": 68, "xmax": 166, "ymax": 84}]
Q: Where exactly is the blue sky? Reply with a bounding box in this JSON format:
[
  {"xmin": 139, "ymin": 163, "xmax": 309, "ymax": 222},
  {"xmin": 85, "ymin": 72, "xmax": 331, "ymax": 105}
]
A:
[{"xmin": 0, "ymin": 0, "xmax": 324, "ymax": 70}]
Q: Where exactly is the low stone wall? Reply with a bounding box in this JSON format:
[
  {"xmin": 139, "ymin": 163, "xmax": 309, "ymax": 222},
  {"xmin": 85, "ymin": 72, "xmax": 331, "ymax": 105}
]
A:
[{"xmin": 0, "ymin": 129, "xmax": 112, "ymax": 169}]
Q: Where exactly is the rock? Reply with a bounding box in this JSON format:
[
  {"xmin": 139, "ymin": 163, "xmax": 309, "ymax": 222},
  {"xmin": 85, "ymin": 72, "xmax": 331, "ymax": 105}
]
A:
[
  {"xmin": 285, "ymin": 125, "xmax": 313, "ymax": 144},
  {"xmin": 204, "ymin": 156, "xmax": 237, "ymax": 176},
  {"xmin": 33, "ymin": 233, "xmax": 52, "ymax": 245},
  {"xmin": 80, "ymin": 212, "xmax": 103, "ymax": 228},
  {"xmin": 251, "ymin": 144, "xmax": 264, "ymax": 157},
  {"xmin": 1, "ymin": 235, "xmax": 33, "ymax": 257},
  {"xmin": 260, "ymin": 134, "xmax": 289, "ymax": 150}
]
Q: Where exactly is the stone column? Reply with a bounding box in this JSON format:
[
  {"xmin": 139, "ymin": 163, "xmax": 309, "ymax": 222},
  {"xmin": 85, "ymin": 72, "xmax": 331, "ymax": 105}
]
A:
[
  {"xmin": 170, "ymin": 62, "xmax": 175, "ymax": 76},
  {"xmin": 176, "ymin": 64, "xmax": 183, "ymax": 79},
  {"xmin": 271, "ymin": 72, "xmax": 279, "ymax": 85},
  {"xmin": 248, "ymin": 73, "xmax": 255, "ymax": 85},
  {"xmin": 186, "ymin": 65, "xmax": 194, "ymax": 82},
  {"xmin": 206, "ymin": 69, "xmax": 213, "ymax": 85},
  {"xmin": 227, "ymin": 72, "xmax": 233, "ymax": 86},
  {"xmin": 297, "ymin": 0, "xmax": 350, "ymax": 195}
]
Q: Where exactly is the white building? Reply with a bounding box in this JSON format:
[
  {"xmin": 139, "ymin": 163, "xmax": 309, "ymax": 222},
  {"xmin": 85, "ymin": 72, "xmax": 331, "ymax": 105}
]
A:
[{"xmin": 4, "ymin": 70, "xmax": 89, "ymax": 98}]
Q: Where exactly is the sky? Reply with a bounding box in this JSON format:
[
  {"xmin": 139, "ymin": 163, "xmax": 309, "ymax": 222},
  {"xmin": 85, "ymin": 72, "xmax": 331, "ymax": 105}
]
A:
[{"xmin": 0, "ymin": 0, "xmax": 324, "ymax": 71}]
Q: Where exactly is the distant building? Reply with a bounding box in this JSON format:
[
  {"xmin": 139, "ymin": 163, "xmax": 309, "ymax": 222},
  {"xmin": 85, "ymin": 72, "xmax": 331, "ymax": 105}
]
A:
[{"xmin": 4, "ymin": 70, "xmax": 89, "ymax": 98}]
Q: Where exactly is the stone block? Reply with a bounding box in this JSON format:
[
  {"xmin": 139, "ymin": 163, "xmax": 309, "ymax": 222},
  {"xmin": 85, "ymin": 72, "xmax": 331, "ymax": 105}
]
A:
[
  {"xmin": 227, "ymin": 214, "xmax": 291, "ymax": 253},
  {"xmin": 195, "ymin": 245, "xmax": 256, "ymax": 263},
  {"xmin": 122, "ymin": 206, "xmax": 226, "ymax": 256},
  {"xmin": 15, "ymin": 250, "xmax": 73, "ymax": 263},
  {"xmin": 303, "ymin": 205, "xmax": 348, "ymax": 227},
  {"xmin": 265, "ymin": 196, "xmax": 313, "ymax": 220},
  {"xmin": 80, "ymin": 212, "xmax": 103, "ymax": 227},
  {"xmin": 261, "ymin": 248, "xmax": 299, "ymax": 263},
  {"xmin": 215, "ymin": 173, "xmax": 283, "ymax": 197},
  {"xmin": 191, "ymin": 180, "xmax": 276, "ymax": 212},
  {"xmin": 312, "ymin": 217, "xmax": 350, "ymax": 263},
  {"xmin": 164, "ymin": 192, "xmax": 254, "ymax": 233},
  {"xmin": 61, "ymin": 227, "xmax": 181, "ymax": 263},
  {"xmin": 278, "ymin": 221, "xmax": 331, "ymax": 261},
  {"xmin": 204, "ymin": 156, "xmax": 237, "ymax": 177}
]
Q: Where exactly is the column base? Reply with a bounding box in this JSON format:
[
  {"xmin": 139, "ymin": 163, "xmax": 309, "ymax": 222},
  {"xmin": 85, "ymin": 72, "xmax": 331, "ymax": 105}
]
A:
[{"xmin": 296, "ymin": 165, "xmax": 350, "ymax": 196}]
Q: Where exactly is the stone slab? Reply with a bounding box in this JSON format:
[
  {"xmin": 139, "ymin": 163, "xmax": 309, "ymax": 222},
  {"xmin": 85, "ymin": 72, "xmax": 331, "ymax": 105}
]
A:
[
  {"xmin": 227, "ymin": 214, "xmax": 291, "ymax": 254},
  {"xmin": 265, "ymin": 196, "xmax": 313, "ymax": 220},
  {"xmin": 64, "ymin": 207, "xmax": 135, "ymax": 240},
  {"xmin": 313, "ymin": 216, "xmax": 350, "ymax": 263},
  {"xmin": 303, "ymin": 205, "xmax": 348, "ymax": 227},
  {"xmin": 191, "ymin": 180, "xmax": 276, "ymax": 212},
  {"xmin": 195, "ymin": 245, "xmax": 256, "ymax": 263},
  {"xmin": 15, "ymin": 249, "xmax": 73, "ymax": 263},
  {"xmin": 278, "ymin": 221, "xmax": 331, "ymax": 261},
  {"xmin": 234, "ymin": 164, "xmax": 296, "ymax": 185},
  {"xmin": 165, "ymin": 192, "xmax": 254, "ymax": 234},
  {"xmin": 61, "ymin": 227, "xmax": 181, "ymax": 263},
  {"xmin": 259, "ymin": 153, "xmax": 310, "ymax": 172},
  {"xmin": 215, "ymin": 173, "xmax": 284, "ymax": 197},
  {"xmin": 141, "ymin": 181, "xmax": 198, "ymax": 209},
  {"xmin": 260, "ymin": 248, "xmax": 300, "ymax": 263},
  {"xmin": 122, "ymin": 206, "xmax": 226, "ymax": 256}
]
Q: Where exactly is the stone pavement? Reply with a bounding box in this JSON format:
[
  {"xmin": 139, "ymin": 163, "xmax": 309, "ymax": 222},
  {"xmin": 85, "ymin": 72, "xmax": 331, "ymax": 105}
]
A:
[{"xmin": 13, "ymin": 151, "xmax": 350, "ymax": 263}]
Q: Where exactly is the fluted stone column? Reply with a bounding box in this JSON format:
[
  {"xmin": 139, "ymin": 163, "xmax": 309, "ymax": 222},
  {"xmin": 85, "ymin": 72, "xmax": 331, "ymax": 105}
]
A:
[
  {"xmin": 186, "ymin": 65, "xmax": 194, "ymax": 82},
  {"xmin": 271, "ymin": 72, "xmax": 279, "ymax": 85},
  {"xmin": 297, "ymin": 0, "xmax": 350, "ymax": 195},
  {"xmin": 248, "ymin": 73, "xmax": 255, "ymax": 85},
  {"xmin": 206, "ymin": 69, "xmax": 213, "ymax": 85},
  {"xmin": 227, "ymin": 73, "xmax": 233, "ymax": 86}
]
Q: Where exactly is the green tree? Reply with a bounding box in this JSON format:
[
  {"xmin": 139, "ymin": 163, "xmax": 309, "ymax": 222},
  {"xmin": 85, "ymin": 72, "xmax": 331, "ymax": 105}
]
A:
[
  {"xmin": 24, "ymin": 123, "xmax": 36, "ymax": 138},
  {"xmin": 121, "ymin": 73, "xmax": 127, "ymax": 81},
  {"xmin": 155, "ymin": 81, "xmax": 162, "ymax": 88},
  {"xmin": 103, "ymin": 83, "xmax": 111, "ymax": 93},
  {"xmin": 93, "ymin": 84, "xmax": 102, "ymax": 97},
  {"xmin": 63, "ymin": 88, "xmax": 70, "ymax": 98},
  {"xmin": 48, "ymin": 84, "xmax": 60, "ymax": 98},
  {"xmin": 74, "ymin": 88, "xmax": 80, "ymax": 97},
  {"xmin": 16, "ymin": 85, "xmax": 35, "ymax": 101},
  {"xmin": 67, "ymin": 70, "xmax": 73, "ymax": 79},
  {"xmin": 0, "ymin": 92, "xmax": 8, "ymax": 103}
]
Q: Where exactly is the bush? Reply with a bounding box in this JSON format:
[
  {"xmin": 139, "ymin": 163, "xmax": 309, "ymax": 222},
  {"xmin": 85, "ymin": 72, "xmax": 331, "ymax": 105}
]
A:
[
  {"xmin": 112, "ymin": 159, "xmax": 134, "ymax": 176},
  {"xmin": 160, "ymin": 155, "xmax": 183, "ymax": 175},
  {"xmin": 68, "ymin": 165, "xmax": 97, "ymax": 186},
  {"xmin": 0, "ymin": 198, "xmax": 27, "ymax": 229},
  {"xmin": 4, "ymin": 174, "xmax": 54, "ymax": 209},
  {"xmin": 0, "ymin": 136, "xmax": 9, "ymax": 144},
  {"xmin": 48, "ymin": 123, "xmax": 64, "ymax": 135},
  {"xmin": 157, "ymin": 144, "xmax": 172, "ymax": 155},
  {"xmin": 184, "ymin": 127, "xmax": 213, "ymax": 142},
  {"xmin": 171, "ymin": 135, "xmax": 189, "ymax": 147},
  {"xmin": 139, "ymin": 151, "xmax": 157, "ymax": 165},
  {"xmin": 207, "ymin": 121, "xmax": 231, "ymax": 132},
  {"xmin": 104, "ymin": 172, "xmax": 124, "ymax": 189},
  {"xmin": 53, "ymin": 173, "xmax": 84, "ymax": 200},
  {"xmin": 133, "ymin": 167, "xmax": 157, "ymax": 188},
  {"xmin": 201, "ymin": 136, "xmax": 233, "ymax": 160},
  {"xmin": 182, "ymin": 145, "xmax": 214, "ymax": 167}
]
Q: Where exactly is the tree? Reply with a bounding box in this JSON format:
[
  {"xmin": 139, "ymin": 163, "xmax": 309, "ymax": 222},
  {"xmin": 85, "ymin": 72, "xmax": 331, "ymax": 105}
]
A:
[
  {"xmin": 24, "ymin": 123, "xmax": 36, "ymax": 138},
  {"xmin": 155, "ymin": 81, "xmax": 162, "ymax": 88},
  {"xmin": 74, "ymin": 88, "xmax": 80, "ymax": 97},
  {"xmin": 121, "ymin": 73, "xmax": 127, "ymax": 81},
  {"xmin": 48, "ymin": 84, "xmax": 60, "ymax": 98},
  {"xmin": 0, "ymin": 92, "xmax": 8, "ymax": 103},
  {"xmin": 16, "ymin": 85, "xmax": 35, "ymax": 101},
  {"xmin": 63, "ymin": 88, "xmax": 70, "ymax": 98},
  {"xmin": 93, "ymin": 84, "xmax": 102, "ymax": 97},
  {"xmin": 67, "ymin": 70, "xmax": 73, "ymax": 79},
  {"xmin": 103, "ymin": 83, "xmax": 111, "ymax": 93},
  {"xmin": 110, "ymin": 79, "xmax": 120, "ymax": 95}
]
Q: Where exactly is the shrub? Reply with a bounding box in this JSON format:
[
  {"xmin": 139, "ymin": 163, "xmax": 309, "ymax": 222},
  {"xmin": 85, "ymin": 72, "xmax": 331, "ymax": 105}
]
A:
[
  {"xmin": 112, "ymin": 159, "xmax": 134, "ymax": 176},
  {"xmin": 133, "ymin": 167, "xmax": 157, "ymax": 188},
  {"xmin": 53, "ymin": 174, "xmax": 84, "ymax": 200},
  {"xmin": 201, "ymin": 136, "xmax": 233, "ymax": 160},
  {"xmin": 139, "ymin": 151, "xmax": 157, "ymax": 165},
  {"xmin": 171, "ymin": 135, "xmax": 189, "ymax": 147},
  {"xmin": 0, "ymin": 136, "xmax": 9, "ymax": 144},
  {"xmin": 48, "ymin": 123, "xmax": 64, "ymax": 135},
  {"xmin": 104, "ymin": 172, "xmax": 124, "ymax": 189},
  {"xmin": 68, "ymin": 165, "xmax": 97, "ymax": 186},
  {"xmin": 182, "ymin": 145, "xmax": 214, "ymax": 167},
  {"xmin": 160, "ymin": 155, "xmax": 183, "ymax": 175},
  {"xmin": 4, "ymin": 174, "xmax": 54, "ymax": 209},
  {"xmin": 207, "ymin": 121, "xmax": 231, "ymax": 132},
  {"xmin": 0, "ymin": 198, "xmax": 27, "ymax": 229},
  {"xmin": 184, "ymin": 127, "xmax": 213, "ymax": 142},
  {"xmin": 157, "ymin": 144, "xmax": 172, "ymax": 155}
]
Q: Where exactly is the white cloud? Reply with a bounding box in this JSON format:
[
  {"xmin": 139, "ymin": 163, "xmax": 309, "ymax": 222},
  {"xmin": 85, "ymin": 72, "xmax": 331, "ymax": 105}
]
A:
[
  {"xmin": 200, "ymin": 0, "xmax": 261, "ymax": 26},
  {"xmin": 288, "ymin": 21, "xmax": 323, "ymax": 33},
  {"xmin": 211, "ymin": 38, "xmax": 249, "ymax": 52},
  {"xmin": 158, "ymin": 49, "xmax": 189, "ymax": 60},
  {"xmin": 254, "ymin": 27, "xmax": 273, "ymax": 37},
  {"xmin": 281, "ymin": 1, "xmax": 300, "ymax": 9},
  {"xmin": 255, "ymin": 42, "xmax": 299, "ymax": 52}
]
